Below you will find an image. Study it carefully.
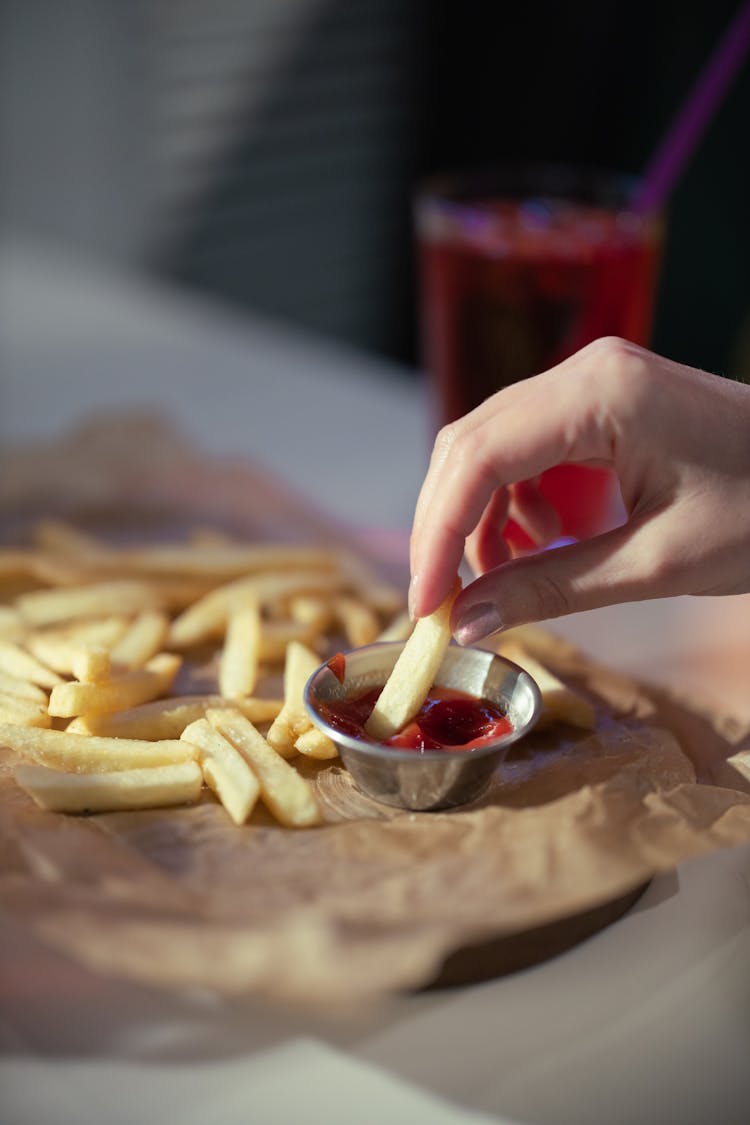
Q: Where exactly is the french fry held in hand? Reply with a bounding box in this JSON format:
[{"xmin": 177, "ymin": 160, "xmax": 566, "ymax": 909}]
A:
[
  {"xmin": 365, "ymin": 581, "xmax": 460, "ymax": 742},
  {"xmin": 15, "ymin": 760, "xmax": 203, "ymax": 814}
]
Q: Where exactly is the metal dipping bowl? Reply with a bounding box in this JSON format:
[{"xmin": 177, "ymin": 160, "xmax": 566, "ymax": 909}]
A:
[{"xmin": 304, "ymin": 642, "xmax": 542, "ymax": 811}]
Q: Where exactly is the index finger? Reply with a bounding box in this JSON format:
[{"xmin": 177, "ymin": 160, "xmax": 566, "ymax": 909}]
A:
[{"xmin": 409, "ymin": 352, "xmax": 617, "ymax": 620}]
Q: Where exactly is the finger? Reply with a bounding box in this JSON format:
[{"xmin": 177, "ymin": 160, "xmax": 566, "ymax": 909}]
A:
[
  {"xmin": 465, "ymin": 488, "xmax": 512, "ymax": 576},
  {"xmin": 410, "ymin": 361, "xmax": 617, "ymax": 618},
  {"xmin": 508, "ymin": 480, "xmax": 561, "ymax": 546},
  {"xmin": 451, "ymin": 512, "xmax": 672, "ymax": 644}
]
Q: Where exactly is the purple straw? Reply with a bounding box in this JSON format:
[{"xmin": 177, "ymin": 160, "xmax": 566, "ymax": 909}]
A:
[{"xmin": 633, "ymin": 0, "xmax": 750, "ymax": 213}]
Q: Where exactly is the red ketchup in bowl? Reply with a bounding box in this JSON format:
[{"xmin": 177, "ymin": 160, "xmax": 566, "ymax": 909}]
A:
[{"xmin": 317, "ymin": 684, "xmax": 513, "ymax": 753}]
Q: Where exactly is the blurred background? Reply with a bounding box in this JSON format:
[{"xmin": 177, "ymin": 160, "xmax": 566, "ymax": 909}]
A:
[{"xmin": 2, "ymin": 0, "xmax": 749, "ymax": 380}]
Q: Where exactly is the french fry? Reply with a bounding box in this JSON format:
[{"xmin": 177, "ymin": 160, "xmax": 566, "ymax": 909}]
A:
[
  {"xmin": 266, "ymin": 641, "xmax": 322, "ymax": 757},
  {"xmin": 258, "ymin": 619, "xmax": 317, "ymax": 663},
  {"xmin": 0, "ymin": 605, "xmax": 26, "ymax": 641},
  {"xmin": 16, "ymin": 580, "xmax": 161, "ymax": 627},
  {"xmin": 0, "ymin": 549, "xmax": 44, "ymax": 583},
  {"xmin": 0, "ymin": 693, "xmax": 51, "ymax": 728},
  {"xmin": 188, "ymin": 526, "xmax": 235, "ymax": 547},
  {"xmin": 219, "ymin": 598, "xmax": 261, "ymax": 697},
  {"xmin": 113, "ymin": 542, "xmax": 339, "ymax": 579},
  {"xmin": 0, "ymin": 671, "xmax": 48, "ymax": 703},
  {"xmin": 0, "ymin": 722, "xmax": 196, "ymax": 772},
  {"xmin": 207, "ymin": 708, "xmax": 321, "ymax": 828},
  {"xmin": 365, "ymin": 582, "xmax": 459, "ymax": 741},
  {"xmin": 66, "ymin": 694, "xmax": 283, "ymax": 739},
  {"xmin": 0, "ymin": 640, "xmax": 62, "ymax": 688},
  {"xmin": 31, "ymin": 519, "xmax": 110, "ymax": 559},
  {"xmin": 48, "ymin": 653, "xmax": 181, "ymax": 718},
  {"xmin": 333, "ymin": 595, "xmax": 381, "ymax": 648},
  {"xmin": 495, "ymin": 624, "xmax": 581, "ymax": 665},
  {"xmin": 71, "ymin": 645, "xmax": 111, "ymax": 684},
  {"xmin": 15, "ymin": 760, "xmax": 203, "ymax": 813},
  {"xmin": 48, "ymin": 616, "xmax": 130, "ymax": 648},
  {"xmin": 496, "ymin": 643, "xmax": 595, "ymax": 730},
  {"xmin": 168, "ymin": 571, "xmax": 344, "ymax": 648},
  {"xmin": 288, "ymin": 594, "xmax": 333, "ymax": 633},
  {"xmin": 109, "ymin": 610, "xmax": 169, "ymax": 669},
  {"xmin": 181, "ymin": 718, "xmax": 260, "ymax": 825},
  {"xmin": 25, "ymin": 633, "xmax": 81, "ymax": 676},
  {"xmin": 294, "ymin": 726, "xmax": 338, "ymax": 760}
]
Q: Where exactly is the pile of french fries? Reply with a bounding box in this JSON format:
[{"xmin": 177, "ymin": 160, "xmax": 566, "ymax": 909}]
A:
[{"xmin": 0, "ymin": 520, "xmax": 410, "ymax": 828}]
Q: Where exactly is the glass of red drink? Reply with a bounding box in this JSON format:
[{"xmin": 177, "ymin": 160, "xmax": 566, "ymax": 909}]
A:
[{"xmin": 416, "ymin": 165, "xmax": 664, "ymax": 543}]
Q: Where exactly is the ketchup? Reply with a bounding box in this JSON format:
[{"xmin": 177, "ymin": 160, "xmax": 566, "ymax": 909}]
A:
[{"xmin": 317, "ymin": 686, "xmax": 512, "ymax": 753}]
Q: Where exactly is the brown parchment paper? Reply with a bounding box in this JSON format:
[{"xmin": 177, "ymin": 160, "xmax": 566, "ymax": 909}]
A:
[{"xmin": 2, "ymin": 415, "xmax": 750, "ymax": 1005}]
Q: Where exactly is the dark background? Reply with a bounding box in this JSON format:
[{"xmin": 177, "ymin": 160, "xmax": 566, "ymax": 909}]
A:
[{"xmin": 163, "ymin": 0, "xmax": 750, "ymax": 380}]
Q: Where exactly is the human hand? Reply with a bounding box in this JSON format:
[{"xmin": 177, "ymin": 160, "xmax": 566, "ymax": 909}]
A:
[{"xmin": 409, "ymin": 337, "xmax": 750, "ymax": 644}]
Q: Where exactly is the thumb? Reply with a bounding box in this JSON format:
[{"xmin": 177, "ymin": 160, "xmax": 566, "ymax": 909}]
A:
[{"xmin": 451, "ymin": 520, "xmax": 669, "ymax": 644}]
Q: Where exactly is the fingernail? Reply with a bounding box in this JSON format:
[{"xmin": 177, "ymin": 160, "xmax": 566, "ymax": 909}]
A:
[
  {"xmin": 453, "ymin": 602, "xmax": 503, "ymax": 646},
  {"xmin": 407, "ymin": 574, "xmax": 419, "ymax": 622}
]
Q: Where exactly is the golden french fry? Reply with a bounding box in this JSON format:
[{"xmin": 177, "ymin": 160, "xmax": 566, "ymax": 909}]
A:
[
  {"xmin": 497, "ymin": 643, "xmax": 595, "ymax": 730},
  {"xmin": 0, "ymin": 722, "xmax": 196, "ymax": 771},
  {"xmin": 48, "ymin": 653, "xmax": 181, "ymax": 718},
  {"xmin": 207, "ymin": 708, "xmax": 321, "ymax": 828},
  {"xmin": 294, "ymin": 726, "xmax": 338, "ymax": 760},
  {"xmin": 257, "ymin": 619, "xmax": 317, "ymax": 662},
  {"xmin": 376, "ymin": 611, "xmax": 413, "ymax": 643},
  {"xmin": 0, "ymin": 671, "xmax": 48, "ymax": 703},
  {"xmin": 219, "ymin": 598, "xmax": 261, "ymax": 698},
  {"xmin": 266, "ymin": 641, "xmax": 322, "ymax": 757},
  {"xmin": 181, "ymin": 718, "xmax": 260, "ymax": 825},
  {"xmin": 109, "ymin": 611, "xmax": 169, "ymax": 669},
  {"xmin": 16, "ymin": 580, "xmax": 161, "ymax": 627},
  {"xmin": 66, "ymin": 694, "xmax": 283, "ymax": 739},
  {"xmin": 115, "ymin": 543, "xmax": 339, "ymax": 579},
  {"xmin": 496, "ymin": 624, "xmax": 580, "ymax": 664},
  {"xmin": 288, "ymin": 595, "xmax": 333, "ymax": 633},
  {"xmin": 50, "ymin": 617, "xmax": 130, "ymax": 648},
  {"xmin": 0, "ymin": 605, "xmax": 26, "ymax": 641},
  {"xmin": 365, "ymin": 582, "xmax": 459, "ymax": 741},
  {"xmin": 333, "ymin": 595, "xmax": 381, "ymax": 647},
  {"xmin": 0, "ymin": 693, "xmax": 51, "ymax": 728},
  {"xmin": 31, "ymin": 519, "xmax": 110, "ymax": 558},
  {"xmin": 168, "ymin": 571, "xmax": 344, "ymax": 648},
  {"xmin": 0, "ymin": 640, "xmax": 63, "ymax": 688},
  {"xmin": 25, "ymin": 633, "xmax": 80, "ymax": 676},
  {"xmin": 15, "ymin": 760, "xmax": 203, "ymax": 813},
  {"xmin": 71, "ymin": 645, "xmax": 111, "ymax": 684}
]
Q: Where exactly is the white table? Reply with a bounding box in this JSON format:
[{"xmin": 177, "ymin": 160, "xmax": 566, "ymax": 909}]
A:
[{"xmin": 2, "ymin": 239, "xmax": 749, "ymax": 1125}]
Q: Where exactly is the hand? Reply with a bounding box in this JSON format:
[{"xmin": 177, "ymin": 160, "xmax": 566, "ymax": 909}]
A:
[{"xmin": 409, "ymin": 337, "xmax": 750, "ymax": 644}]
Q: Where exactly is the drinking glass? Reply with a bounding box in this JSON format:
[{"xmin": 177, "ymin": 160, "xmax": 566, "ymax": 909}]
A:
[{"xmin": 416, "ymin": 164, "xmax": 663, "ymax": 543}]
